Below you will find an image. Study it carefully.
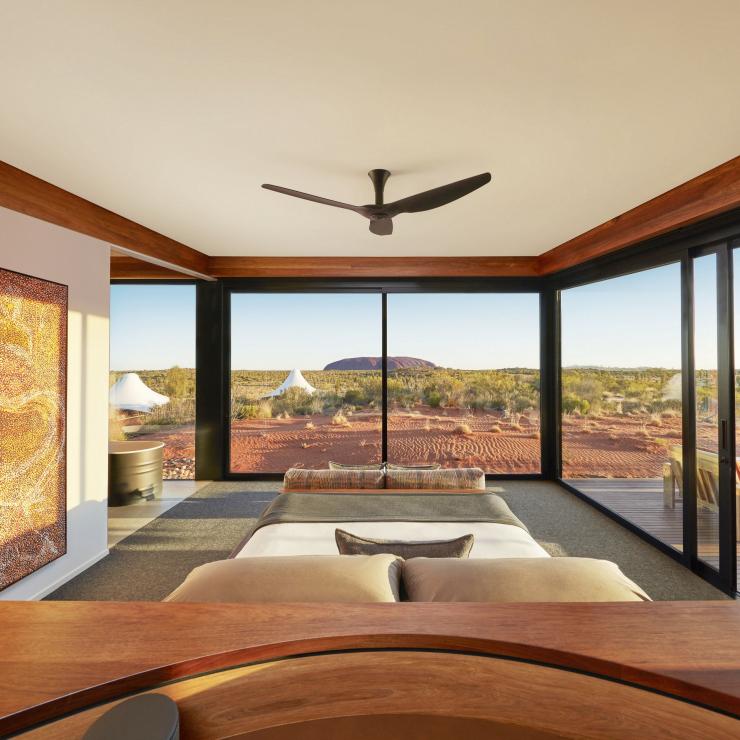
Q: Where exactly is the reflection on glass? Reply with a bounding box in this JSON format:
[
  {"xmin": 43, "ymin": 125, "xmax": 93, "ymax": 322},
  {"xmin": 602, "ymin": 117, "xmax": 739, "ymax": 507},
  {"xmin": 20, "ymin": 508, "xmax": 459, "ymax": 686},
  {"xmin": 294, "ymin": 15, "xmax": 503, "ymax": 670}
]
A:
[
  {"xmin": 694, "ymin": 254, "xmax": 720, "ymax": 571},
  {"xmin": 229, "ymin": 294, "xmax": 381, "ymax": 473},
  {"xmin": 109, "ymin": 284, "xmax": 196, "ymax": 480},
  {"xmin": 734, "ymin": 248, "xmax": 740, "ymax": 576},
  {"xmin": 386, "ymin": 294, "xmax": 541, "ymax": 473},
  {"xmin": 561, "ymin": 264, "xmax": 683, "ymax": 552}
]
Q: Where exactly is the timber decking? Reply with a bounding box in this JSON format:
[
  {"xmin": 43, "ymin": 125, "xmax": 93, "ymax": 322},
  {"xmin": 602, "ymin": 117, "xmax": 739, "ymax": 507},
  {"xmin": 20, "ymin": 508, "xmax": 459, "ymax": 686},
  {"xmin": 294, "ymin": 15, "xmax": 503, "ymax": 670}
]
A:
[{"xmin": 569, "ymin": 477, "xmax": 738, "ymax": 574}]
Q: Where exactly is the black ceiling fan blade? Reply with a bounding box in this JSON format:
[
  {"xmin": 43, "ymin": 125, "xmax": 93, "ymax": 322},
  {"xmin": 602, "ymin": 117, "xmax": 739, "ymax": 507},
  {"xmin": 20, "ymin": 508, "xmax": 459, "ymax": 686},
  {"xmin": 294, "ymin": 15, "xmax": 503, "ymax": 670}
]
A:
[
  {"xmin": 262, "ymin": 184, "xmax": 365, "ymax": 214},
  {"xmin": 369, "ymin": 218, "xmax": 393, "ymax": 235},
  {"xmin": 385, "ymin": 172, "xmax": 492, "ymax": 216}
]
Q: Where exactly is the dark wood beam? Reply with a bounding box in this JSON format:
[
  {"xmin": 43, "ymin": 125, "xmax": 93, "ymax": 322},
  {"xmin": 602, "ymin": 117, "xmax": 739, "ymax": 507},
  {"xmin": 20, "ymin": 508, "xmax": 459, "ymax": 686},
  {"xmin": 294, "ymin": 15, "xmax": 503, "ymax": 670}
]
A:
[
  {"xmin": 207, "ymin": 256, "xmax": 540, "ymax": 278},
  {"xmin": 0, "ymin": 161, "xmax": 209, "ymax": 275},
  {"xmin": 538, "ymin": 156, "xmax": 740, "ymax": 275}
]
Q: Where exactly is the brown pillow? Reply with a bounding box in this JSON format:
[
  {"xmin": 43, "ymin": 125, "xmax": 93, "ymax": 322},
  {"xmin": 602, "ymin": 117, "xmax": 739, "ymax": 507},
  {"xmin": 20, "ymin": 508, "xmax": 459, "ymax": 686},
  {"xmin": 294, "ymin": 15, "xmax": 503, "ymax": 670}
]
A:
[
  {"xmin": 165, "ymin": 555, "xmax": 403, "ymax": 603},
  {"xmin": 385, "ymin": 467, "xmax": 485, "ymax": 490},
  {"xmin": 283, "ymin": 467, "xmax": 385, "ymax": 490},
  {"xmin": 328, "ymin": 461, "xmax": 385, "ymax": 471},
  {"xmin": 402, "ymin": 557, "xmax": 651, "ymax": 603},
  {"xmin": 335, "ymin": 529, "xmax": 474, "ymax": 559}
]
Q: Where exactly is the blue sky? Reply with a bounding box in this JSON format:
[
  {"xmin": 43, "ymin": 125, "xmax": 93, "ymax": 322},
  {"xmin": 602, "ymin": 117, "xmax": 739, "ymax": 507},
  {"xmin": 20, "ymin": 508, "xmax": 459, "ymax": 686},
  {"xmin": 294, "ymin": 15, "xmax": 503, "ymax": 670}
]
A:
[
  {"xmin": 111, "ymin": 263, "xmax": 722, "ymax": 371},
  {"xmin": 110, "ymin": 284, "xmax": 196, "ymax": 370}
]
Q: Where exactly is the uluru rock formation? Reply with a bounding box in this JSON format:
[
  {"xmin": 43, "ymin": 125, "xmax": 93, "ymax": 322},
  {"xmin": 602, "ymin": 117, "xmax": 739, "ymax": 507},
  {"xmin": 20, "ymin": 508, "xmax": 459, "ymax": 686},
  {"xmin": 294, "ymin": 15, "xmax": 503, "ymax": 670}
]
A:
[{"xmin": 324, "ymin": 356, "xmax": 436, "ymax": 371}]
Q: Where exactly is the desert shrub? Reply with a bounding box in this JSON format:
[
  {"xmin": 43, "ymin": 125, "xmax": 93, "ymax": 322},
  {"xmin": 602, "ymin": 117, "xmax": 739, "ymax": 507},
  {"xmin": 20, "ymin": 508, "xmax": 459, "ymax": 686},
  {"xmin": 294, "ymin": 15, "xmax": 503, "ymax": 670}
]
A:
[
  {"xmin": 489, "ymin": 425, "xmax": 502, "ymax": 433},
  {"xmin": 453, "ymin": 423, "xmax": 473, "ymax": 435},
  {"xmin": 331, "ymin": 412, "xmax": 350, "ymax": 426},
  {"xmin": 305, "ymin": 421, "xmax": 315, "ymax": 429},
  {"xmin": 147, "ymin": 398, "xmax": 195, "ymax": 425},
  {"xmin": 233, "ymin": 399, "xmax": 272, "ymax": 420},
  {"xmin": 272, "ymin": 387, "xmax": 315, "ymax": 416},
  {"xmin": 424, "ymin": 388, "xmax": 443, "ymax": 408},
  {"xmin": 108, "ymin": 409, "xmax": 127, "ymax": 441},
  {"xmin": 163, "ymin": 365, "xmax": 193, "ymax": 399}
]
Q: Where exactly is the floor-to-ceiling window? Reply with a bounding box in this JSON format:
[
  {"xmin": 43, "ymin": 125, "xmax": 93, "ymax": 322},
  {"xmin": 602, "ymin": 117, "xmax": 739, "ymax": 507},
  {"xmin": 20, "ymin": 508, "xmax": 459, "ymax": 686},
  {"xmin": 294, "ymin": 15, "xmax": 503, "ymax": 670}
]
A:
[
  {"xmin": 229, "ymin": 293, "xmax": 382, "ymax": 473},
  {"xmin": 109, "ymin": 284, "xmax": 196, "ymax": 479},
  {"xmin": 386, "ymin": 293, "xmax": 541, "ymax": 472},
  {"xmin": 693, "ymin": 254, "xmax": 721, "ymax": 572},
  {"xmin": 561, "ymin": 264, "xmax": 684, "ymax": 552},
  {"xmin": 227, "ymin": 288, "xmax": 541, "ymax": 475}
]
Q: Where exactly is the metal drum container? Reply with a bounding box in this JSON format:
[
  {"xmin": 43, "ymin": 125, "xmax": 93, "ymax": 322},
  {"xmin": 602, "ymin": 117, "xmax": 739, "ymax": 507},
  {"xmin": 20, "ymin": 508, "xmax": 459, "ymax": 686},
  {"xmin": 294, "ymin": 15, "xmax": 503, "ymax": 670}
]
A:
[{"xmin": 108, "ymin": 440, "xmax": 164, "ymax": 506}]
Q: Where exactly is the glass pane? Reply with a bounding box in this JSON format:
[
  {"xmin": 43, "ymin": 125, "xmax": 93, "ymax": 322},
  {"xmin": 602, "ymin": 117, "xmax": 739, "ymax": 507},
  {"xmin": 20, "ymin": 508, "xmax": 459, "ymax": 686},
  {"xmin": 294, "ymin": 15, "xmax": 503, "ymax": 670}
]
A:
[
  {"xmin": 229, "ymin": 294, "xmax": 381, "ymax": 473},
  {"xmin": 561, "ymin": 264, "xmax": 683, "ymax": 552},
  {"xmin": 109, "ymin": 284, "xmax": 196, "ymax": 480},
  {"xmin": 387, "ymin": 293, "xmax": 540, "ymax": 473},
  {"xmin": 694, "ymin": 254, "xmax": 720, "ymax": 571}
]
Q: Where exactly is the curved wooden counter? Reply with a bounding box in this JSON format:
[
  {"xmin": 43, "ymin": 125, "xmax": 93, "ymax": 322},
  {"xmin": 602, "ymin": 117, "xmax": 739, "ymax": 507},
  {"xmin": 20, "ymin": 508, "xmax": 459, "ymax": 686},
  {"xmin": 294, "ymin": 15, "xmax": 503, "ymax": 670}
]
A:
[{"xmin": 1, "ymin": 601, "xmax": 739, "ymax": 736}]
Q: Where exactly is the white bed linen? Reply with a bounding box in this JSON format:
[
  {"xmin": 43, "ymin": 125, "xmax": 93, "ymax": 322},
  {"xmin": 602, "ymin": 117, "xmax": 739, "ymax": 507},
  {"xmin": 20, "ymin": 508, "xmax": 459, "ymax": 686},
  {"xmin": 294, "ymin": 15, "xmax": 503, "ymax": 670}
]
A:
[{"xmin": 236, "ymin": 521, "xmax": 550, "ymax": 559}]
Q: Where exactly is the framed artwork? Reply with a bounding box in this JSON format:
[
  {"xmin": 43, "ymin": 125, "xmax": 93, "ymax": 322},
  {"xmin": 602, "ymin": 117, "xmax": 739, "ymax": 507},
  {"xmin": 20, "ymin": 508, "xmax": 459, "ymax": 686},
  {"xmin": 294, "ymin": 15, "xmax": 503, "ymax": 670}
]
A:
[{"xmin": 0, "ymin": 267, "xmax": 67, "ymax": 590}]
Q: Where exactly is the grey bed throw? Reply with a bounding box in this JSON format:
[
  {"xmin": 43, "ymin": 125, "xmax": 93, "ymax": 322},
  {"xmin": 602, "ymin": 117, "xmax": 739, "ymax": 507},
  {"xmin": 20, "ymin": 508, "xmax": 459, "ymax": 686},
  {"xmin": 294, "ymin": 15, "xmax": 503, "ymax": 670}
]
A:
[{"xmin": 253, "ymin": 492, "xmax": 528, "ymax": 533}]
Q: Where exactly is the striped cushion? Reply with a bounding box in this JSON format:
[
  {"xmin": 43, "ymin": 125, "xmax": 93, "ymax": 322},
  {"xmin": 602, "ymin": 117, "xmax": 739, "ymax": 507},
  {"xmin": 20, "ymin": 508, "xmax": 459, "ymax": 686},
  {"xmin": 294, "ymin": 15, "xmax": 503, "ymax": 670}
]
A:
[
  {"xmin": 385, "ymin": 467, "xmax": 485, "ymax": 491},
  {"xmin": 284, "ymin": 468, "xmax": 385, "ymax": 490},
  {"xmin": 328, "ymin": 461, "xmax": 385, "ymax": 471},
  {"xmin": 386, "ymin": 462, "xmax": 441, "ymax": 471}
]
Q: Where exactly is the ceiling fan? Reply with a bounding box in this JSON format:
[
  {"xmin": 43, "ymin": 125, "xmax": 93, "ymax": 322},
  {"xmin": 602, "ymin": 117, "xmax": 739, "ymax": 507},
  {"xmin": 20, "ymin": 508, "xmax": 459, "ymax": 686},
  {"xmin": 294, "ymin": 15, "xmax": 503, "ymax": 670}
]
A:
[{"xmin": 262, "ymin": 169, "xmax": 492, "ymax": 235}]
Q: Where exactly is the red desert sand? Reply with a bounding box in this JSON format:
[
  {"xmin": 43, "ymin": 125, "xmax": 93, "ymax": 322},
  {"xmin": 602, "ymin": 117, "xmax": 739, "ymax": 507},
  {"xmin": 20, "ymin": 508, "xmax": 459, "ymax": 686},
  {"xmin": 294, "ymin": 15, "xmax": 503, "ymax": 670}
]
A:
[{"xmin": 134, "ymin": 409, "xmax": 719, "ymax": 481}]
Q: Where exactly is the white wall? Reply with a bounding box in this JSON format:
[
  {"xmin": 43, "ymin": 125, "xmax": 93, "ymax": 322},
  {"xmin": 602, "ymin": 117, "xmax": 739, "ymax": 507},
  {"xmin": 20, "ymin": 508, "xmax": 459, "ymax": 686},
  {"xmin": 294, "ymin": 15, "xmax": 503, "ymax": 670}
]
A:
[{"xmin": 0, "ymin": 206, "xmax": 110, "ymax": 600}]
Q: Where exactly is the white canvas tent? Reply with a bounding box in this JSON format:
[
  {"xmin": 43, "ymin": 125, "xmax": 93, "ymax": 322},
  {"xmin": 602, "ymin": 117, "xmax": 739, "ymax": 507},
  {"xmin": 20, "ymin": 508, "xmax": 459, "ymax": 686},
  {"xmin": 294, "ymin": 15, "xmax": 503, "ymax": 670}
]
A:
[
  {"xmin": 262, "ymin": 368, "xmax": 317, "ymax": 398},
  {"xmin": 109, "ymin": 372, "xmax": 170, "ymax": 412}
]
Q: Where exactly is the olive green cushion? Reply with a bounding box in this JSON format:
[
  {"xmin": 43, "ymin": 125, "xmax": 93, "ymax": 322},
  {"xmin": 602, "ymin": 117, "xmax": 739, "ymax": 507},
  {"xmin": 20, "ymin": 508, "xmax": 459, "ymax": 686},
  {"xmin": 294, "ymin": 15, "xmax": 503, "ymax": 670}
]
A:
[{"xmin": 336, "ymin": 529, "xmax": 474, "ymax": 559}]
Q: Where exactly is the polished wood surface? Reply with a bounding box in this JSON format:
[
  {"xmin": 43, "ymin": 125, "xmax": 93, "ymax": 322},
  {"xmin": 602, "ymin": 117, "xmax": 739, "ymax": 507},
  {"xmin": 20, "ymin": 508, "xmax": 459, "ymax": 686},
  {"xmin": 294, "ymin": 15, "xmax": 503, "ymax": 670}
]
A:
[
  {"xmin": 1, "ymin": 601, "xmax": 740, "ymax": 735},
  {"xmin": 207, "ymin": 255, "xmax": 540, "ymax": 277},
  {"xmin": 22, "ymin": 651, "xmax": 739, "ymax": 739},
  {"xmin": 0, "ymin": 161, "xmax": 209, "ymax": 275},
  {"xmin": 539, "ymin": 155, "xmax": 740, "ymax": 274}
]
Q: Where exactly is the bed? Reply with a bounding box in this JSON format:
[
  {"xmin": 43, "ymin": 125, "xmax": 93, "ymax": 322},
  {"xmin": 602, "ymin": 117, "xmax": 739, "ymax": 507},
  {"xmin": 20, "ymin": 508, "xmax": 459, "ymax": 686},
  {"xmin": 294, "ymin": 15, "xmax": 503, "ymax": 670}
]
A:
[{"xmin": 233, "ymin": 490, "xmax": 550, "ymax": 560}]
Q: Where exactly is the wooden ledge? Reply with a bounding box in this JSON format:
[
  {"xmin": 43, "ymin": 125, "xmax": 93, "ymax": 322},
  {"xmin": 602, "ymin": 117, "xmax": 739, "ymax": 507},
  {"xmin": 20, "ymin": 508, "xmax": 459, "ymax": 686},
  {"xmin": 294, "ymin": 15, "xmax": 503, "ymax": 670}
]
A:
[{"xmin": 1, "ymin": 600, "xmax": 739, "ymax": 734}]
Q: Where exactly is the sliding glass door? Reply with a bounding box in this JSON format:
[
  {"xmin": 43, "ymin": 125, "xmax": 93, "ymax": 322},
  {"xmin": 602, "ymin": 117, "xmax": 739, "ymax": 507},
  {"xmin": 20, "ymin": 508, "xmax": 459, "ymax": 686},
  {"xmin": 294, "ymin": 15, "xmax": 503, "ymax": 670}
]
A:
[
  {"xmin": 560, "ymin": 264, "xmax": 684, "ymax": 553},
  {"xmin": 229, "ymin": 293, "xmax": 382, "ymax": 474},
  {"xmin": 227, "ymin": 288, "xmax": 542, "ymax": 475}
]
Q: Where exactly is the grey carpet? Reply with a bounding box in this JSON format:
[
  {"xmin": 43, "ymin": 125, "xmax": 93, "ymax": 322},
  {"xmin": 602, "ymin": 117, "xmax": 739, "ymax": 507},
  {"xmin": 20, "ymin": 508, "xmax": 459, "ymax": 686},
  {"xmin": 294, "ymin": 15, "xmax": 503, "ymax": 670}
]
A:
[
  {"xmin": 47, "ymin": 480, "xmax": 727, "ymax": 602},
  {"xmin": 47, "ymin": 482, "xmax": 279, "ymax": 601}
]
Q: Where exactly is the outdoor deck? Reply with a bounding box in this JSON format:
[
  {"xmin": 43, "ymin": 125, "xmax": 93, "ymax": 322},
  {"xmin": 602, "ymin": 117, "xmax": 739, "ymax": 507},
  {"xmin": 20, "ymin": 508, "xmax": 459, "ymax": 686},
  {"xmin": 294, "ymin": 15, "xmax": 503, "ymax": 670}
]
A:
[{"xmin": 567, "ymin": 478, "xmax": 739, "ymax": 575}]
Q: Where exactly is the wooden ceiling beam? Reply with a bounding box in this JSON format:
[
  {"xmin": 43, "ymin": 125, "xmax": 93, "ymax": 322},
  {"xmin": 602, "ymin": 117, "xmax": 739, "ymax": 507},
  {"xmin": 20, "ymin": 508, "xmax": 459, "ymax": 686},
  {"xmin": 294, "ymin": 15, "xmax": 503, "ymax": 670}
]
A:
[
  {"xmin": 110, "ymin": 255, "xmax": 195, "ymax": 279},
  {"xmin": 0, "ymin": 161, "xmax": 210, "ymax": 276},
  {"xmin": 207, "ymin": 256, "xmax": 540, "ymax": 278},
  {"xmin": 537, "ymin": 155, "xmax": 740, "ymax": 275}
]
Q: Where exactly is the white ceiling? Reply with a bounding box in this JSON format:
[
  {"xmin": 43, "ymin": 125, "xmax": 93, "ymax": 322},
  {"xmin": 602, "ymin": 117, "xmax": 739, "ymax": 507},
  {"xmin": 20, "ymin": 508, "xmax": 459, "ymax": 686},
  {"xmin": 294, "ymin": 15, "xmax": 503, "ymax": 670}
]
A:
[{"xmin": 1, "ymin": 1, "xmax": 739, "ymax": 258}]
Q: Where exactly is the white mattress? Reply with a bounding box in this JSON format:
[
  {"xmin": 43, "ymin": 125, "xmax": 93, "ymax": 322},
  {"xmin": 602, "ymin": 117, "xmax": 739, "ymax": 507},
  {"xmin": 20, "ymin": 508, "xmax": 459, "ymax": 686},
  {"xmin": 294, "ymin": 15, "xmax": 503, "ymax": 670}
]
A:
[{"xmin": 236, "ymin": 521, "xmax": 550, "ymax": 559}]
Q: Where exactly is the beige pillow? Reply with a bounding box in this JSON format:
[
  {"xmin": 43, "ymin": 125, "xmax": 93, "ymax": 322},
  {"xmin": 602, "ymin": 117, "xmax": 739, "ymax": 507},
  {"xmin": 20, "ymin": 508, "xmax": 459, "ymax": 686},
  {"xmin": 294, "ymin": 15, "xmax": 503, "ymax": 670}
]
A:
[
  {"xmin": 403, "ymin": 557, "xmax": 651, "ymax": 603},
  {"xmin": 328, "ymin": 461, "xmax": 385, "ymax": 471},
  {"xmin": 336, "ymin": 529, "xmax": 474, "ymax": 559},
  {"xmin": 385, "ymin": 467, "xmax": 485, "ymax": 490},
  {"xmin": 283, "ymin": 467, "xmax": 385, "ymax": 490},
  {"xmin": 165, "ymin": 555, "xmax": 403, "ymax": 603}
]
